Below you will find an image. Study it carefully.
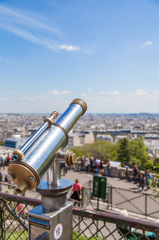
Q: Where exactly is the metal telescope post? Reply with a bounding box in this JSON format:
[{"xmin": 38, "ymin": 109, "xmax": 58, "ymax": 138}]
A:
[{"xmin": 7, "ymin": 99, "xmax": 87, "ymax": 240}]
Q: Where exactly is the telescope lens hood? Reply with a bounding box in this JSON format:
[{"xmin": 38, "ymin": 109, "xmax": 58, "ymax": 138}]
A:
[{"xmin": 70, "ymin": 98, "xmax": 87, "ymax": 114}]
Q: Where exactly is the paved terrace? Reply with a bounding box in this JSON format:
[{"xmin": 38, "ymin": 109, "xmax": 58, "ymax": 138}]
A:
[{"xmin": 0, "ymin": 166, "xmax": 153, "ymax": 197}]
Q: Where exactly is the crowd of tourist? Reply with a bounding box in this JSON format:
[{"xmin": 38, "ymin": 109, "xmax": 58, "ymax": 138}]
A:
[
  {"xmin": 0, "ymin": 153, "xmax": 12, "ymax": 184},
  {"xmin": 80, "ymin": 156, "xmax": 110, "ymax": 176},
  {"xmin": 132, "ymin": 163, "xmax": 152, "ymax": 192},
  {"xmin": 0, "ymin": 153, "xmax": 12, "ymax": 169},
  {"xmin": 75, "ymin": 157, "xmax": 153, "ymax": 192}
]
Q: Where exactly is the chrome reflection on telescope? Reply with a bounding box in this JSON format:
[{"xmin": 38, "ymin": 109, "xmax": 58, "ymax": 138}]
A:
[{"xmin": 8, "ymin": 99, "xmax": 87, "ymax": 195}]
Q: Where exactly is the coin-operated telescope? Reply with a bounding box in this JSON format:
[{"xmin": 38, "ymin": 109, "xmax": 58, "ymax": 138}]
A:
[{"xmin": 7, "ymin": 98, "xmax": 87, "ymax": 240}]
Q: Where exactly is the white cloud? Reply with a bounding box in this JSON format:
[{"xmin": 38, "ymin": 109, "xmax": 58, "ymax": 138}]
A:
[
  {"xmin": 0, "ymin": 6, "xmax": 80, "ymax": 53},
  {"xmin": 87, "ymin": 89, "xmax": 93, "ymax": 92},
  {"xmin": 21, "ymin": 96, "xmax": 30, "ymax": 100},
  {"xmin": 4, "ymin": 89, "xmax": 159, "ymax": 113},
  {"xmin": 48, "ymin": 90, "xmax": 60, "ymax": 95},
  {"xmin": 21, "ymin": 94, "xmax": 50, "ymax": 103},
  {"xmin": 0, "ymin": 6, "xmax": 61, "ymax": 35},
  {"xmin": 1, "ymin": 98, "xmax": 8, "ymax": 102},
  {"xmin": 48, "ymin": 90, "xmax": 71, "ymax": 95},
  {"xmin": 58, "ymin": 45, "xmax": 80, "ymax": 52},
  {"xmin": 153, "ymin": 91, "xmax": 159, "ymax": 95},
  {"xmin": 109, "ymin": 91, "xmax": 120, "ymax": 96},
  {"xmin": 134, "ymin": 89, "xmax": 147, "ymax": 96},
  {"xmin": 140, "ymin": 41, "xmax": 152, "ymax": 48},
  {"xmin": 0, "ymin": 23, "xmax": 58, "ymax": 51},
  {"xmin": 100, "ymin": 91, "xmax": 105, "ymax": 95},
  {"xmin": 61, "ymin": 90, "xmax": 71, "ymax": 94}
]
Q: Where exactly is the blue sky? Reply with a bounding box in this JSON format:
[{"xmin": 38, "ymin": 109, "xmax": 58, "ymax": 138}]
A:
[{"xmin": 0, "ymin": 0, "xmax": 159, "ymax": 113}]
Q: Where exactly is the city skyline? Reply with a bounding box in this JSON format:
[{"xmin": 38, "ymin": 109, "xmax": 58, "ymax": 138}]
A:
[{"xmin": 1, "ymin": 0, "xmax": 159, "ymax": 113}]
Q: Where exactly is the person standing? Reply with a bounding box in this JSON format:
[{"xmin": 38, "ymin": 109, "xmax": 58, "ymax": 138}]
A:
[
  {"xmin": 93, "ymin": 159, "xmax": 96, "ymax": 173},
  {"xmin": 107, "ymin": 159, "xmax": 111, "ymax": 176},
  {"xmin": 83, "ymin": 157, "xmax": 87, "ymax": 171},
  {"xmin": 146, "ymin": 169, "xmax": 152, "ymax": 190},
  {"xmin": 80, "ymin": 156, "xmax": 84, "ymax": 171},
  {"xmin": 140, "ymin": 174, "xmax": 146, "ymax": 192},
  {"xmin": 100, "ymin": 160, "xmax": 104, "ymax": 175},
  {"xmin": 133, "ymin": 163, "xmax": 138, "ymax": 183},
  {"xmin": 70, "ymin": 179, "xmax": 82, "ymax": 206},
  {"xmin": 95, "ymin": 159, "xmax": 101, "ymax": 175},
  {"xmin": 6, "ymin": 153, "xmax": 11, "ymax": 166},
  {"xmin": 124, "ymin": 163, "xmax": 130, "ymax": 180},
  {"xmin": 137, "ymin": 171, "xmax": 141, "ymax": 187},
  {"xmin": 90, "ymin": 157, "xmax": 94, "ymax": 173},
  {"xmin": 1, "ymin": 154, "xmax": 5, "ymax": 170},
  {"xmin": 86, "ymin": 158, "xmax": 90, "ymax": 172}
]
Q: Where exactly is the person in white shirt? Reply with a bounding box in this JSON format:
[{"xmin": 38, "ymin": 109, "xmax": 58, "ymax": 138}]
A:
[{"xmin": 95, "ymin": 159, "xmax": 101, "ymax": 175}]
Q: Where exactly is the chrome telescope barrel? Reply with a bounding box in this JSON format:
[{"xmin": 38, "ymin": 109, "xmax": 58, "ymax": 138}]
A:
[
  {"xmin": 8, "ymin": 99, "xmax": 87, "ymax": 195},
  {"xmin": 25, "ymin": 99, "xmax": 86, "ymax": 177},
  {"xmin": 13, "ymin": 111, "xmax": 58, "ymax": 160}
]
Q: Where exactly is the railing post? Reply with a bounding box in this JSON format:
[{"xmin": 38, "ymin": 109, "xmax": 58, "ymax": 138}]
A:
[
  {"xmin": 81, "ymin": 187, "xmax": 84, "ymax": 208},
  {"xmin": 107, "ymin": 184, "xmax": 110, "ymax": 209},
  {"xmin": 145, "ymin": 194, "xmax": 147, "ymax": 219},
  {"xmin": 108, "ymin": 184, "xmax": 113, "ymax": 210},
  {"xmin": 110, "ymin": 184, "xmax": 113, "ymax": 210}
]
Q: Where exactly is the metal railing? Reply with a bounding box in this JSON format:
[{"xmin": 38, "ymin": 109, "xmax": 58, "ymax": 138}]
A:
[
  {"xmin": 110, "ymin": 186, "xmax": 159, "ymax": 219},
  {"xmin": 0, "ymin": 192, "xmax": 159, "ymax": 239},
  {"xmin": 81, "ymin": 180, "xmax": 93, "ymax": 208},
  {"xmin": 73, "ymin": 207, "xmax": 159, "ymax": 240},
  {"xmin": 0, "ymin": 192, "xmax": 41, "ymax": 239},
  {"xmin": 82, "ymin": 180, "xmax": 159, "ymax": 220}
]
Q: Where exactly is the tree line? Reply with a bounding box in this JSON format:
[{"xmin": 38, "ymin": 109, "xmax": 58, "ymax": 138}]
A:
[{"xmin": 70, "ymin": 137, "xmax": 151, "ymax": 170}]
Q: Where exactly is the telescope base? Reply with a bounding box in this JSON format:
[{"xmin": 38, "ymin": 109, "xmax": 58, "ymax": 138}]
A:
[
  {"xmin": 36, "ymin": 179, "xmax": 73, "ymax": 211},
  {"xmin": 28, "ymin": 203, "xmax": 72, "ymax": 240}
]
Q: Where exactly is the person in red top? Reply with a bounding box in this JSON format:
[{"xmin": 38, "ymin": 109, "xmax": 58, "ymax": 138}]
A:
[
  {"xmin": 6, "ymin": 154, "xmax": 11, "ymax": 166},
  {"xmin": 17, "ymin": 204, "xmax": 28, "ymax": 214},
  {"xmin": 70, "ymin": 179, "xmax": 82, "ymax": 206}
]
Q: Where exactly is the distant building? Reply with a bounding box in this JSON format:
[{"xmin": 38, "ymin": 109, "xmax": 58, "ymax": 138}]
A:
[
  {"xmin": 67, "ymin": 130, "xmax": 95, "ymax": 148},
  {"xmin": 96, "ymin": 134, "xmax": 113, "ymax": 142},
  {"xmin": 4, "ymin": 137, "xmax": 28, "ymax": 149},
  {"xmin": 148, "ymin": 153, "xmax": 156, "ymax": 161},
  {"xmin": 67, "ymin": 134, "xmax": 81, "ymax": 148},
  {"xmin": 4, "ymin": 139, "xmax": 19, "ymax": 148},
  {"xmin": 79, "ymin": 131, "xmax": 95, "ymax": 145}
]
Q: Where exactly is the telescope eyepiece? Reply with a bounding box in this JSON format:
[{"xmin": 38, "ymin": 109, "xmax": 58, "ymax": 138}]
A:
[{"xmin": 70, "ymin": 98, "xmax": 87, "ymax": 115}]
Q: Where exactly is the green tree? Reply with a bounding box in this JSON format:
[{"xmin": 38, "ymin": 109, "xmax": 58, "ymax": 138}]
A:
[
  {"xmin": 117, "ymin": 138, "xmax": 131, "ymax": 165},
  {"xmin": 117, "ymin": 137, "xmax": 150, "ymax": 168},
  {"xmin": 130, "ymin": 137, "xmax": 150, "ymax": 169},
  {"xmin": 0, "ymin": 142, "xmax": 4, "ymax": 146},
  {"xmin": 70, "ymin": 140, "xmax": 118, "ymax": 163},
  {"xmin": 147, "ymin": 159, "xmax": 159, "ymax": 196}
]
